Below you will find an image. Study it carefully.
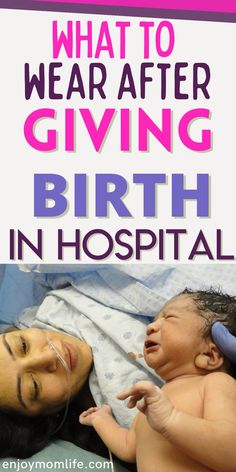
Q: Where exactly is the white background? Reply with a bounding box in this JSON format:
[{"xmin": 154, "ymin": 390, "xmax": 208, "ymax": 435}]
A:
[{"xmin": 0, "ymin": 9, "xmax": 235, "ymax": 263}]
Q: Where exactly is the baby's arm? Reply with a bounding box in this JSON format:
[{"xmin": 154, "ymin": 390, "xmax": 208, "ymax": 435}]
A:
[
  {"xmin": 79, "ymin": 405, "xmax": 136, "ymax": 462},
  {"xmin": 118, "ymin": 375, "xmax": 236, "ymax": 472}
]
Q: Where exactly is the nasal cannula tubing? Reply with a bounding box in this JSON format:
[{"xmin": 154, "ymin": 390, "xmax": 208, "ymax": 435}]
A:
[
  {"xmin": 46, "ymin": 335, "xmax": 115, "ymax": 471},
  {"xmin": 46, "ymin": 334, "xmax": 72, "ymax": 434}
]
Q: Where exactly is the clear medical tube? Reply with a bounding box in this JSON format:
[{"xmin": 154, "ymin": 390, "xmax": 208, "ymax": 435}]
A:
[
  {"xmin": 46, "ymin": 333, "xmax": 72, "ymax": 434},
  {"xmin": 47, "ymin": 335, "xmax": 115, "ymax": 471}
]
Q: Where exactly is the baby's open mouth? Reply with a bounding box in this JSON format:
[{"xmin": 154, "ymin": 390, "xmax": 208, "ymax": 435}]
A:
[{"xmin": 144, "ymin": 339, "xmax": 160, "ymax": 352}]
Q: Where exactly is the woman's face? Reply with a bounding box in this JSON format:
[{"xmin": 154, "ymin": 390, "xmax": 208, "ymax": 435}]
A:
[{"xmin": 0, "ymin": 328, "xmax": 93, "ymax": 415}]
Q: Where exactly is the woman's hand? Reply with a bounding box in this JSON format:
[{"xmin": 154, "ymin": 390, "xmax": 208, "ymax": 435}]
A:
[
  {"xmin": 118, "ymin": 381, "xmax": 176, "ymax": 435},
  {"xmin": 79, "ymin": 405, "xmax": 112, "ymax": 427}
]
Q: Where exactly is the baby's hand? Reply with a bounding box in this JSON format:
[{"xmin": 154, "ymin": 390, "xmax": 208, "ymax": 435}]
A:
[
  {"xmin": 79, "ymin": 404, "xmax": 112, "ymax": 427},
  {"xmin": 118, "ymin": 381, "xmax": 176, "ymax": 435}
]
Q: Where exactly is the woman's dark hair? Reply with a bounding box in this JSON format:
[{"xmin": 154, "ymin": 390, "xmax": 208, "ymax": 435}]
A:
[
  {"xmin": 0, "ymin": 410, "xmax": 58, "ymax": 458},
  {"xmin": 182, "ymin": 288, "xmax": 236, "ymax": 378},
  {"xmin": 0, "ymin": 379, "xmax": 108, "ymax": 459}
]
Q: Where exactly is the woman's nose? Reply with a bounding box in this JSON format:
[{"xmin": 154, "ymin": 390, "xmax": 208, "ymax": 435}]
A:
[{"xmin": 22, "ymin": 347, "xmax": 58, "ymax": 372}]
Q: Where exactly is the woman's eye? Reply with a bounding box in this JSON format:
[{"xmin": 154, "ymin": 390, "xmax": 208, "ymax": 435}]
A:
[
  {"xmin": 31, "ymin": 375, "xmax": 40, "ymax": 401},
  {"xmin": 20, "ymin": 336, "xmax": 28, "ymax": 354}
]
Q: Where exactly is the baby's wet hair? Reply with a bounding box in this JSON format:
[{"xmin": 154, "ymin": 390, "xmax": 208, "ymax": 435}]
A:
[{"xmin": 181, "ymin": 288, "xmax": 236, "ymax": 378}]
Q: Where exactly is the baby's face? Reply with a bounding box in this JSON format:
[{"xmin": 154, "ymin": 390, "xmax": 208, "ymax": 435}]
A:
[{"xmin": 144, "ymin": 294, "xmax": 208, "ymax": 380}]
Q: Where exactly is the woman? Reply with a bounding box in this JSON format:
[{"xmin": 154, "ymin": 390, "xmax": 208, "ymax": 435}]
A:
[
  {"xmin": 0, "ymin": 265, "xmax": 162, "ymax": 459},
  {"xmin": 0, "ymin": 328, "xmax": 93, "ymax": 415},
  {"xmin": 0, "ymin": 326, "xmax": 111, "ymax": 458}
]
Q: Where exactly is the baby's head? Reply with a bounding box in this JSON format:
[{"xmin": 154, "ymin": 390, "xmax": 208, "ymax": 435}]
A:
[
  {"xmin": 144, "ymin": 289, "xmax": 236, "ymax": 380},
  {"xmin": 182, "ymin": 288, "xmax": 236, "ymax": 378}
]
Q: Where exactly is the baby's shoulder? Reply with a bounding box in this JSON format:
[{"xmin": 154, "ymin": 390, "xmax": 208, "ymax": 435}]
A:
[
  {"xmin": 202, "ymin": 372, "xmax": 236, "ymax": 395},
  {"xmin": 203, "ymin": 371, "xmax": 236, "ymax": 385},
  {"xmin": 201, "ymin": 372, "xmax": 236, "ymax": 422}
]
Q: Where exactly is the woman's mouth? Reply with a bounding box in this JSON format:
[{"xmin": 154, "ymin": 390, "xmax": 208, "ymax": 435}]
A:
[{"xmin": 63, "ymin": 342, "xmax": 78, "ymax": 370}]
